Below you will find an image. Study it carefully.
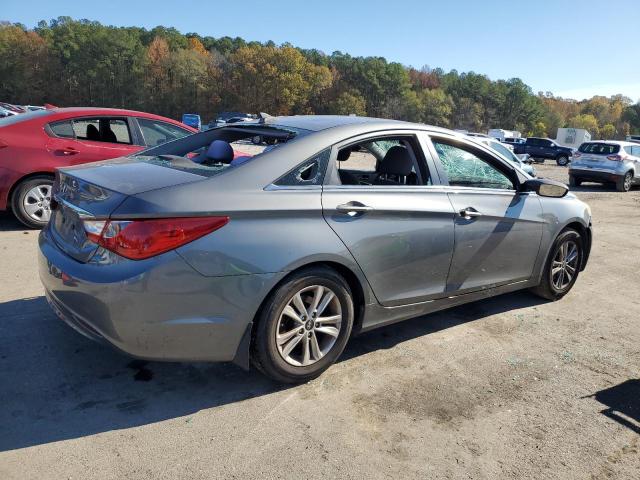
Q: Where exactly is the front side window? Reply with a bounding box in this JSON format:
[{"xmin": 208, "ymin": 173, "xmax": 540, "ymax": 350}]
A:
[
  {"xmin": 332, "ymin": 136, "xmax": 429, "ymax": 186},
  {"xmin": 432, "ymin": 140, "xmax": 514, "ymax": 190},
  {"xmin": 138, "ymin": 118, "xmax": 192, "ymax": 147}
]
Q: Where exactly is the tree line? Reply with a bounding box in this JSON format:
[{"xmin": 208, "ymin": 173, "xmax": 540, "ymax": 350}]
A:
[{"xmin": 1, "ymin": 17, "xmax": 639, "ymax": 139}]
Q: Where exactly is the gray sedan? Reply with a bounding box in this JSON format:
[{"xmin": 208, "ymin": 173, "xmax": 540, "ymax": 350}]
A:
[{"xmin": 39, "ymin": 116, "xmax": 592, "ymax": 383}]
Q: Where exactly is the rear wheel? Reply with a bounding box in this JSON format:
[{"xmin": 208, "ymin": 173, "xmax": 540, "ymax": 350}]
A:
[
  {"xmin": 569, "ymin": 175, "xmax": 581, "ymax": 187},
  {"xmin": 530, "ymin": 229, "xmax": 583, "ymax": 301},
  {"xmin": 251, "ymin": 267, "xmax": 354, "ymax": 383},
  {"xmin": 616, "ymin": 171, "xmax": 633, "ymax": 192},
  {"xmin": 556, "ymin": 155, "xmax": 569, "ymax": 166},
  {"xmin": 12, "ymin": 175, "xmax": 54, "ymax": 229}
]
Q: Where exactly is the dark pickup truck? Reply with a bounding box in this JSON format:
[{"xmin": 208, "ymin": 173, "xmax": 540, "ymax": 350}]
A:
[{"xmin": 514, "ymin": 137, "xmax": 574, "ymax": 166}]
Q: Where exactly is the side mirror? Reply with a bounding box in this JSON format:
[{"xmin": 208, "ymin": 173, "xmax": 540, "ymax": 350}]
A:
[{"xmin": 521, "ymin": 178, "xmax": 568, "ymax": 198}]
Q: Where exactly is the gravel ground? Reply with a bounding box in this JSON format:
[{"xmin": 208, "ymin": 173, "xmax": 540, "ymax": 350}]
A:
[{"xmin": 0, "ymin": 162, "xmax": 638, "ymax": 479}]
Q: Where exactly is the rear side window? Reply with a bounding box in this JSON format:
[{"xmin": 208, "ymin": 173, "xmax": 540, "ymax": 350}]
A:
[
  {"xmin": 275, "ymin": 149, "xmax": 330, "ymax": 186},
  {"xmin": 70, "ymin": 118, "xmax": 132, "ymax": 144},
  {"xmin": 632, "ymin": 146, "xmax": 640, "ymax": 156},
  {"xmin": 49, "ymin": 120, "xmax": 74, "ymax": 138},
  {"xmin": 579, "ymin": 143, "xmax": 620, "ymax": 154},
  {"xmin": 623, "ymin": 146, "xmax": 634, "ymax": 155}
]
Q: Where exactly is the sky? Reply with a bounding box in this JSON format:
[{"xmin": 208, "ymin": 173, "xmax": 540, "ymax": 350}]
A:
[{"xmin": 3, "ymin": 0, "xmax": 640, "ymax": 102}]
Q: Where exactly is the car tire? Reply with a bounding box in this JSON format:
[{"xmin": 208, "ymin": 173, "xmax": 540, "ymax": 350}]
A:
[
  {"xmin": 569, "ymin": 176, "xmax": 581, "ymax": 187},
  {"xmin": 530, "ymin": 229, "xmax": 583, "ymax": 301},
  {"xmin": 616, "ymin": 172, "xmax": 633, "ymax": 192},
  {"xmin": 11, "ymin": 175, "xmax": 54, "ymax": 229},
  {"xmin": 251, "ymin": 267, "xmax": 354, "ymax": 383},
  {"xmin": 251, "ymin": 135, "xmax": 262, "ymax": 145},
  {"xmin": 556, "ymin": 155, "xmax": 569, "ymax": 166}
]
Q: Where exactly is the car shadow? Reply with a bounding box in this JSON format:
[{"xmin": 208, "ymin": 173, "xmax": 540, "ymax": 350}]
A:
[
  {"xmin": 0, "ymin": 291, "xmax": 547, "ymax": 452},
  {"xmin": 586, "ymin": 380, "xmax": 640, "ymax": 434},
  {"xmin": 0, "ymin": 212, "xmax": 30, "ymax": 232}
]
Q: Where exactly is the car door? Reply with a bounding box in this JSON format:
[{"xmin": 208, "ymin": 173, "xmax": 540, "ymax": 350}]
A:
[
  {"xmin": 46, "ymin": 117, "xmax": 141, "ymax": 165},
  {"xmin": 321, "ymin": 131, "xmax": 455, "ymax": 307},
  {"xmin": 426, "ymin": 135, "xmax": 544, "ymax": 294}
]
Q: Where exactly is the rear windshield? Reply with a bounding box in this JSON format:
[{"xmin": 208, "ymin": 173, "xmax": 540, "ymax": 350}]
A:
[
  {"xmin": 579, "ymin": 143, "xmax": 620, "ymax": 154},
  {"xmin": 132, "ymin": 124, "xmax": 312, "ymax": 177},
  {"xmin": 0, "ymin": 109, "xmax": 53, "ymax": 127}
]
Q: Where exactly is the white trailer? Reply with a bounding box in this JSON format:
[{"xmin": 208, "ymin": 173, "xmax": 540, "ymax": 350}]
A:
[
  {"xmin": 556, "ymin": 128, "xmax": 591, "ymax": 149},
  {"xmin": 488, "ymin": 129, "xmax": 521, "ymax": 141}
]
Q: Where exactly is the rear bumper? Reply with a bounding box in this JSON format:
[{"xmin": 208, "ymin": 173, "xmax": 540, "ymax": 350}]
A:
[
  {"xmin": 569, "ymin": 168, "xmax": 624, "ymax": 183},
  {"xmin": 38, "ymin": 226, "xmax": 283, "ymax": 363}
]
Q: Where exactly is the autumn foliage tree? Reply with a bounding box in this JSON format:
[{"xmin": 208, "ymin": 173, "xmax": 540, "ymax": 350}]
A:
[{"xmin": 1, "ymin": 18, "xmax": 639, "ymax": 138}]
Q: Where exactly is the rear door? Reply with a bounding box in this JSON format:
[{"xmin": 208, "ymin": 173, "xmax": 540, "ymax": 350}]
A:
[
  {"xmin": 321, "ymin": 130, "xmax": 455, "ymax": 307},
  {"xmin": 426, "ymin": 135, "xmax": 544, "ymax": 294},
  {"xmin": 46, "ymin": 116, "xmax": 141, "ymax": 164}
]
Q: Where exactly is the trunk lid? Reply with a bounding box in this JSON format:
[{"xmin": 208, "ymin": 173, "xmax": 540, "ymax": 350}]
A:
[{"xmin": 50, "ymin": 157, "xmax": 207, "ymax": 262}]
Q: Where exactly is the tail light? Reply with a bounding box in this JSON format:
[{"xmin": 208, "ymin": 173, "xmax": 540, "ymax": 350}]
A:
[
  {"xmin": 606, "ymin": 154, "xmax": 625, "ymax": 161},
  {"xmin": 83, "ymin": 216, "xmax": 229, "ymax": 260}
]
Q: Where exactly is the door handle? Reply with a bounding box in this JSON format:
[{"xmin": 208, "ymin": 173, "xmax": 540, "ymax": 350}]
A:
[
  {"xmin": 459, "ymin": 207, "xmax": 482, "ymax": 219},
  {"xmin": 336, "ymin": 202, "xmax": 374, "ymax": 214},
  {"xmin": 60, "ymin": 147, "xmax": 79, "ymax": 156}
]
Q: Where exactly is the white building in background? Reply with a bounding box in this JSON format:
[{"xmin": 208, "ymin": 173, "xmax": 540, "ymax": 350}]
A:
[
  {"xmin": 555, "ymin": 128, "xmax": 591, "ymax": 149},
  {"xmin": 488, "ymin": 129, "xmax": 521, "ymax": 141}
]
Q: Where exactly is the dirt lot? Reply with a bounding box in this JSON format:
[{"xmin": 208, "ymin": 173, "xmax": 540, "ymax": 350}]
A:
[{"xmin": 0, "ymin": 163, "xmax": 638, "ymax": 479}]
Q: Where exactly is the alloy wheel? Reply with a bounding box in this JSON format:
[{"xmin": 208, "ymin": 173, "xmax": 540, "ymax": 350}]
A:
[
  {"xmin": 551, "ymin": 240, "xmax": 579, "ymax": 291},
  {"xmin": 624, "ymin": 173, "xmax": 632, "ymax": 191},
  {"xmin": 23, "ymin": 184, "xmax": 52, "ymax": 222},
  {"xmin": 275, "ymin": 285, "xmax": 342, "ymax": 367}
]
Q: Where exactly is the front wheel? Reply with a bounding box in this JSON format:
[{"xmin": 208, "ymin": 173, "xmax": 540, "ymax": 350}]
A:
[
  {"xmin": 556, "ymin": 155, "xmax": 569, "ymax": 166},
  {"xmin": 530, "ymin": 229, "xmax": 583, "ymax": 301},
  {"xmin": 251, "ymin": 267, "xmax": 354, "ymax": 383},
  {"xmin": 11, "ymin": 175, "xmax": 54, "ymax": 229},
  {"xmin": 616, "ymin": 172, "xmax": 633, "ymax": 192}
]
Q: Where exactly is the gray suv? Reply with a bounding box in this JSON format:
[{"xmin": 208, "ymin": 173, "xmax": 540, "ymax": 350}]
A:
[{"xmin": 570, "ymin": 141, "xmax": 640, "ymax": 191}]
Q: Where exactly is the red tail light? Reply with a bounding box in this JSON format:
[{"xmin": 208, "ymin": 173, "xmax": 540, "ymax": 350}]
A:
[
  {"xmin": 83, "ymin": 216, "xmax": 229, "ymax": 260},
  {"xmin": 606, "ymin": 154, "xmax": 624, "ymax": 161}
]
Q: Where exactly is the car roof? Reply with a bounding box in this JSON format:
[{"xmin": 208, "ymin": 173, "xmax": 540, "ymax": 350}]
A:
[
  {"xmin": 259, "ymin": 114, "xmax": 452, "ymax": 135},
  {"xmin": 5, "ymin": 107, "xmax": 196, "ymax": 131},
  {"xmin": 583, "ymin": 140, "xmax": 635, "ymax": 146}
]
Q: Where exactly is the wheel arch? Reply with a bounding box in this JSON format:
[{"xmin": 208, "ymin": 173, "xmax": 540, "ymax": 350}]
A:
[{"xmin": 8, "ymin": 170, "xmax": 55, "ymax": 213}]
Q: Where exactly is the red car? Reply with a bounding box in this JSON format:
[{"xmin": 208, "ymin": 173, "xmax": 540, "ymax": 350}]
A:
[{"xmin": 0, "ymin": 107, "xmax": 196, "ymax": 228}]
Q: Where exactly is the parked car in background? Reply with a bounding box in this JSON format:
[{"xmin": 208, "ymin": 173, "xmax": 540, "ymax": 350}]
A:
[
  {"xmin": 626, "ymin": 135, "xmax": 640, "ymax": 144},
  {"xmin": 569, "ymin": 141, "xmax": 640, "ymax": 192},
  {"xmin": 24, "ymin": 105, "xmax": 46, "ymax": 111},
  {"xmin": 513, "ymin": 137, "xmax": 574, "ymax": 166},
  {"xmin": 0, "ymin": 102, "xmax": 26, "ymax": 114},
  {"xmin": 473, "ymin": 136, "xmax": 536, "ymax": 177},
  {"xmin": 182, "ymin": 113, "xmax": 202, "ymax": 130},
  {"xmin": 488, "ymin": 129, "xmax": 520, "ymax": 142},
  {"xmin": 0, "ymin": 107, "xmax": 17, "ymax": 118},
  {"xmin": 38, "ymin": 115, "xmax": 591, "ymax": 383},
  {"xmin": 503, "ymin": 137, "xmax": 526, "ymax": 147},
  {"xmin": 214, "ymin": 111, "xmax": 254, "ymax": 127},
  {"xmin": 0, "ymin": 107, "xmax": 196, "ymax": 228}
]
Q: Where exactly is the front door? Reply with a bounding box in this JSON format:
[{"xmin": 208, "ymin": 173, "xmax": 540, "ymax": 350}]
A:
[
  {"xmin": 428, "ymin": 136, "xmax": 544, "ymax": 294},
  {"xmin": 321, "ymin": 132, "xmax": 455, "ymax": 307}
]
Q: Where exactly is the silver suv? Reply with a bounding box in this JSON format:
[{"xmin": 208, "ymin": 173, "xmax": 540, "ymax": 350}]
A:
[{"xmin": 569, "ymin": 141, "xmax": 640, "ymax": 192}]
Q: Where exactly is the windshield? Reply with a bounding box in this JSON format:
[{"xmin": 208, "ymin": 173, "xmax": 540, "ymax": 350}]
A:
[{"xmin": 0, "ymin": 109, "xmax": 53, "ymax": 127}]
